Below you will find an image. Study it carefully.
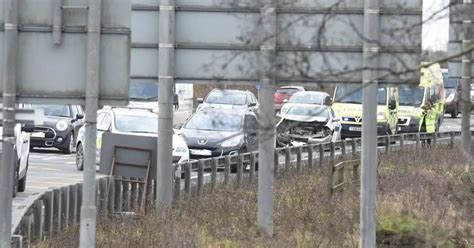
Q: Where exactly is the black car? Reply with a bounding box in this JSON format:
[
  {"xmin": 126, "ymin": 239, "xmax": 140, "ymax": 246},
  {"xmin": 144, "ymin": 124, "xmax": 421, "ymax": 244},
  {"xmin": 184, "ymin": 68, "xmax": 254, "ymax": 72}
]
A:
[
  {"xmin": 443, "ymin": 71, "xmax": 461, "ymax": 118},
  {"xmin": 180, "ymin": 108, "xmax": 259, "ymax": 160},
  {"xmin": 27, "ymin": 104, "xmax": 84, "ymax": 154}
]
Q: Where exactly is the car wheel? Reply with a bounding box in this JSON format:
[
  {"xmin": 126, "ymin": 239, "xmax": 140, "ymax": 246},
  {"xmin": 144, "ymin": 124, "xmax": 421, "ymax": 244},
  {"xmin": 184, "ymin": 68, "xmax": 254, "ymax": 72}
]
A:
[
  {"xmin": 76, "ymin": 143, "xmax": 84, "ymax": 171},
  {"xmin": 18, "ymin": 158, "xmax": 28, "ymax": 193},
  {"xmin": 12, "ymin": 168, "xmax": 18, "ymax": 197},
  {"xmin": 61, "ymin": 133, "xmax": 74, "ymax": 154},
  {"xmin": 451, "ymin": 105, "xmax": 458, "ymax": 118}
]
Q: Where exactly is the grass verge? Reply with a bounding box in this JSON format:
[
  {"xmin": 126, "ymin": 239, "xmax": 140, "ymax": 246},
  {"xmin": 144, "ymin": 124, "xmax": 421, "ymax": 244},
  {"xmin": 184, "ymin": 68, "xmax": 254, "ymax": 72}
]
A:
[{"xmin": 36, "ymin": 144, "xmax": 473, "ymax": 247}]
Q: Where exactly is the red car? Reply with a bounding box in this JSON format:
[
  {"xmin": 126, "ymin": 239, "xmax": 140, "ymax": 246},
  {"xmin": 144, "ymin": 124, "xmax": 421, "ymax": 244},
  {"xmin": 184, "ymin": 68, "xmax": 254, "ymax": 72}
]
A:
[{"xmin": 274, "ymin": 86, "xmax": 305, "ymax": 110}]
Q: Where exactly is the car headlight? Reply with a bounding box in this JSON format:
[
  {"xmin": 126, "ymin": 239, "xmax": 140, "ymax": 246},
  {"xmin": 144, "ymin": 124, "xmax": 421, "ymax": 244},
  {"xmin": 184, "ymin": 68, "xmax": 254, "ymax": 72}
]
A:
[
  {"xmin": 221, "ymin": 136, "xmax": 242, "ymax": 147},
  {"xmin": 446, "ymin": 93, "xmax": 455, "ymax": 103},
  {"xmin": 56, "ymin": 121, "xmax": 69, "ymax": 131},
  {"xmin": 174, "ymin": 146, "xmax": 188, "ymax": 153},
  {"xmin": 281, "ymin": 106, "xmax": 289, "ymax": 114},
  {"xmin": 377, "ymin": 112, "xmax": 387, "ymax": 121}
]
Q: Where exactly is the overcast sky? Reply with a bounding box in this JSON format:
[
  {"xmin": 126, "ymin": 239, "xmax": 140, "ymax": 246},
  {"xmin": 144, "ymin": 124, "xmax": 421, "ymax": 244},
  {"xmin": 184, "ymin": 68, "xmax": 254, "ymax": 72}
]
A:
[{"xmin": 423, "ymin": 0, "xmax": 450, "ymax": 51}]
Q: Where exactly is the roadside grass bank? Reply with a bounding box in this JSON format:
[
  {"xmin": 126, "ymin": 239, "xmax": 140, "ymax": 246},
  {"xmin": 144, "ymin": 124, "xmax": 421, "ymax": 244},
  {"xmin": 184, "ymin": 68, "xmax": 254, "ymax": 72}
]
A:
[{"xmin": 36, "ymin": 143, "xmax": 473, "ymax": 247}]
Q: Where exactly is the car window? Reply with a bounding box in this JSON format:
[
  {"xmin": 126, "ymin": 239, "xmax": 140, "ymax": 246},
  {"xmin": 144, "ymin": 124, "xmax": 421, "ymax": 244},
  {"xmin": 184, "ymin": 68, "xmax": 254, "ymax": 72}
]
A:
[
  {"xmin": 98, "ymin": 113, "xmax": 112, "ymax": 131},
  {"xmin": 276, "ymin": 88, "xmax": 299, "ymax": 95},
  {"xmin": 245, "ymin": 115, "xmax": 259, "ymax": 131},
  {"xmin": 205, "ymin": 91, "xmax": 247, "ymax": 105},
  {"xmin": 289, "ymin": 93, "xmax": 323, "ymax": 104},
  {"xmin": 115, "ymin": 114, "xmax": 158, "ymax": 133},
  {"xmin": 28, "ymin": 104, "xmax": 71, "ymax": 118},
  {"xmin": 185, "ymin": 112, "xmax": 243, "ymax": 132},
  {"xmin": 287, "ymin": 106, "xmax": 329, "ymax": 118}
]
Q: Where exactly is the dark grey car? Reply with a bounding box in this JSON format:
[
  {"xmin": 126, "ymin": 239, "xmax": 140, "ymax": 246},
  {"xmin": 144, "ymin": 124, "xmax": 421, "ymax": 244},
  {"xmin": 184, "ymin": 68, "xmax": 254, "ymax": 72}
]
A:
[
  {"xmin": 27, "ymin": 104, "xmax": 84, "ymax": 154},
  {"xmin": 443, "ymin": 72, "xmax": 461, "ymax": 118},
  {"xmin": 180, "ymin": 108, "xmax": 259, "ymax": 160}
]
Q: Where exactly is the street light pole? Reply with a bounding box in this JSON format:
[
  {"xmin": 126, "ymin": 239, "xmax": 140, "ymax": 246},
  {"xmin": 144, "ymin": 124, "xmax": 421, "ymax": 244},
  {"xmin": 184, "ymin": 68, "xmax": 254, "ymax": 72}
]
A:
[
  {"xmin": 79, "ymin": 0, "xmax": 101, "ymax": 247},
  {"xmin": 360, "ymin": 0, "xmax": 380, "ymax": 247},
  {"xmin": 0, "ymin": 0, "xmax": 18, "ymax": 247},
  {"xmin": 461, "ymin": 0, "xmax": 472, "ymax": 157}
]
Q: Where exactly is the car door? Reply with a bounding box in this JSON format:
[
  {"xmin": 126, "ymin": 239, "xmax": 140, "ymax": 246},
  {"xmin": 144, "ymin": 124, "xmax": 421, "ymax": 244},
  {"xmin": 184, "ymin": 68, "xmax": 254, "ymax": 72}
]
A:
[
  {"xmin": 244, "ymin": 115, "xmax": 259, "ymax": 152},
  {"xmin": 96, "ymin": 112, "xmax": 112, "ymax": 164}
]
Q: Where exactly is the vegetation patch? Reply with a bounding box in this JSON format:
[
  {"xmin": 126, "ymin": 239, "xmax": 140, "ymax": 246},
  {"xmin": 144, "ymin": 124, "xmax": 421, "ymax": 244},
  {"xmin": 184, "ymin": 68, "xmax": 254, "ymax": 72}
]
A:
[{"xmin": 36, "ymin": 144, "xmax": 473, "ymax": 247}]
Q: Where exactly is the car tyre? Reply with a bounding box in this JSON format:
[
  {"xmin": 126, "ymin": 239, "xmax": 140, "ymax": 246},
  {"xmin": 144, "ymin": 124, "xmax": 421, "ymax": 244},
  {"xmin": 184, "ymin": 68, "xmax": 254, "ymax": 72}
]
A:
[
  {"xmin": 76, "ymin": 143, "xmax": 84, "ymax": 171},
  {"xmin": 18, "ymin": 158, "xmax": 28, "ymax": 193},
  {"xmin": 61, "ymin": 133, "xmax": 74, "ymax": 154},
  {"xmin": 451, "ymin": 105, "xmax": 458, "ymax": 118},
  {"xmin": 12, "ymin": 168, "xmax": 18, "ymax": 197}
]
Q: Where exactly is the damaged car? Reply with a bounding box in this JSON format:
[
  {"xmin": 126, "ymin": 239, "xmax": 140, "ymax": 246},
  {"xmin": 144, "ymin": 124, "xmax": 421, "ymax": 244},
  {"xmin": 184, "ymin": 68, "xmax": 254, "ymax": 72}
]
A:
[{"xmin": 276, "ymin": 105, "xmax": 341, "ymax": 147}]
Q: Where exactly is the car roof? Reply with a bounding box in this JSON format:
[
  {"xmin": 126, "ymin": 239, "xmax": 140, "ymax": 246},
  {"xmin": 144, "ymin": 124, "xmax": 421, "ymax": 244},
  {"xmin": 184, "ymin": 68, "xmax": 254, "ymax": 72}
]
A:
[
  {"xmin": 278, "ymin": 86, "xmax": 305, "ymax": 90},
  {"xmin": 210, "ymin": 89, "xmax": 250, "ymax": 95},
  {"xmin": 292, "ymin": 91, "xmax": 328, "ymax": 96},
  {"xmin": 99, "ymin": 107, "xmax": 157, "ymax": 117},
  {"xmin": 196, "ymin": 107, "xmax": 254, "ymax": 117}
]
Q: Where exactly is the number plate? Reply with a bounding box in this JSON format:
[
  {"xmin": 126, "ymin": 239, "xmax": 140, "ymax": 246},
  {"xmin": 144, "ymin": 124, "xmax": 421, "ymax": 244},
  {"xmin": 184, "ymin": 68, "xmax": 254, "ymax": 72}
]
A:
[
  {"xmin": 349, "ymin": 126, "xmax": 362, "ymax": 132},
  {"xmin": 190, "ymin": 149, "xmax": 212, "ymax": 156},
  {"xmin": 31, "ymin": 132, "xmax": 45, "ymax": 138}
]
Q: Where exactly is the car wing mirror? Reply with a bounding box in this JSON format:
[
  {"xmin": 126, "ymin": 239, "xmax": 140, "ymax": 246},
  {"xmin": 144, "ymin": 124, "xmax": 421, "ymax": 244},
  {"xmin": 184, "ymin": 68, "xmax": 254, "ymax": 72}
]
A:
[
  {"xmin": 76, "ymin": 113, "xmax": 85, "ymax": 120},
  {"xmin": 197, "ymin": 98, "xmax": 204, "ymax": 104},
  {"xmin": 332, "ymin": 117, "xmax": 340, "ymax": 122},
  {"xmin": 248, "ymin": 102, "xmax": 257, "ymax": 107},
  {"xmin": 282, "ymin": 99, "xmax": 288, "ymax": 103}
]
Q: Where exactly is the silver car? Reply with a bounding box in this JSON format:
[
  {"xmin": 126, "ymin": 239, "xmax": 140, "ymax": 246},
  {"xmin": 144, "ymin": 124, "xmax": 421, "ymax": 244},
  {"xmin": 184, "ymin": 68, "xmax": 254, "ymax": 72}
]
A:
[{"xmin": 276, "ymin": 105, "xmax": 341, "ymax": 147}]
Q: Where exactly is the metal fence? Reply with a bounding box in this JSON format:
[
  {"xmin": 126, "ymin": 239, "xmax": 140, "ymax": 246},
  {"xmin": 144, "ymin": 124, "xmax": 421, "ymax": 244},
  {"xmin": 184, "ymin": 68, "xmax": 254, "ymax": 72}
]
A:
[{"xmin": 11, "ymin": 131, "xmax": 467, "ymax": 247}]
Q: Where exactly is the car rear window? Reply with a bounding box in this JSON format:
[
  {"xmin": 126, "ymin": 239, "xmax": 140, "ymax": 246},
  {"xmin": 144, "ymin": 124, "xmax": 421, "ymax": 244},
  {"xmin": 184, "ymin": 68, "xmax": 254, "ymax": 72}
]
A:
[{"xmin": 276, "ymin": 88, "xmax": 299, "ymax": 95}]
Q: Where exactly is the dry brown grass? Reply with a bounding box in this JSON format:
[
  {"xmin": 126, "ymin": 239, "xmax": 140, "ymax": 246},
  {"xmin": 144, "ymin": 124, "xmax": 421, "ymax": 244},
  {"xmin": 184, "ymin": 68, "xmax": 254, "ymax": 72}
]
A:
[{"xmin": 36, "ymin": 143, "xmax": 473, "ymax": 248}]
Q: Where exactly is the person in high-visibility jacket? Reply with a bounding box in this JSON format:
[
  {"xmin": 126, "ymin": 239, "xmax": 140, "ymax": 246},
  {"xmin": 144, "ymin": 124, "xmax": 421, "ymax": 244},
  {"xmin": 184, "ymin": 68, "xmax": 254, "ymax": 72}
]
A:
[{"xmin": 419, "ymin": 99, "xmax": 436, "ymax": 145}]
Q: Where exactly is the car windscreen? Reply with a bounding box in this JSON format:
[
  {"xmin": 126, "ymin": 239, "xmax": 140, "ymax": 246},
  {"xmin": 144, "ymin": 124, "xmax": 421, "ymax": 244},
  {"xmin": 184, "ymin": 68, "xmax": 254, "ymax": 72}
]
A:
[
  {"xmin": 399, "ymin": 86, "xmax": 424, "ymax": 106},
  {"xmin": 205, "ymin": 91, "xmax": 247, "ymax": 105},
  {"xmin": 334, "ymin": 86, "xmax": 387, "ymax": 105},
  {"xmin": 184, "ymin": 112, "xmax": 242, "ymax": 132},
  {"xmin": 29, "ymin": 104, "xmax": 71, "ymax": 118},
  {"xmin": 443, "ymin": 73, "xmax": 458, "ymax": 89},
  {"xmin": 276, "ymin": 88, "xmax": 299, "ymax": 95},
  {"xmin": 115, "ymin": 114, "xmax": 158, "ymax": 134},
  {"xmin": 289, "ymin": 93, "xmax": 323, "ymax": 104},
  {"xmin": 129, "ymin": 81, "xmax": 159, "ymax": 101},
  {"xmin": 286, "ymin": 106, "xmax": 329, "ymax": 118}
]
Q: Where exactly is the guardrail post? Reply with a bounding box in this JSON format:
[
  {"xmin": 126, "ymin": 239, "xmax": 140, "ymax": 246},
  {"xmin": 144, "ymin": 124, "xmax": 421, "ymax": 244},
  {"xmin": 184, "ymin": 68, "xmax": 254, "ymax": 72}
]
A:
[
  {"xmin": 400, "ymin": 134, "xmax": 405, "ymax": 151},
  {"xmin": 308, "ymin": 145, "xmax": 314, "ymax": 170},
  {"xmin": 52, "ymin": 188, "xmax": 62, "ymax": 233},
  {"xmin": 237, "ymin": 155, "xmax": 244, "ymax": 187},
  {"xmin": 184, "ymin": 163, "xmax": 191, "ymax": 196},
  {"xmin": 61, "ymin": 187, "xmax": 69, "ymax": 227},
  {"xmin": 76, "ymin": 184, "xmax": 82, "ymax": 223},
  {"xmin": 114, "ymin": 179, "xmax": 122, "ymax": 213},
  {"xmin": 274, "ymin": 150, "xmax": 279, "ymax": 176},
  {"xmin": 432, "ymin": 132, "xmax": 437, "ymax": 148},
  {"xmin": 341, "ymin": 141, "xmax": 346, "ymax": 157},
  {"xmin": 450, "ymin": 131, "xmax": 455, "ymax": 149},
  {"xmin": 211, "ymin": 158, "xmax": 218, "ymax": 189},
  {"xmin": 351, "ymin": 139, "xmax": 357, "ymax": 156},
  {"xmin": 250, "ymin": 152, "xmax": 256, "ymax": 181},
  {"xmin": 415, "ymin": 133, "xmax": 420, "ymax": 150},
  {"xmin": 319, "ymin": 144, "xmax": 324, "ymax": 168},
  {"xmin": 32, "ymin": 200, "xmax": 43, "ymax": 242},
  {"xmin": 385, "ymin": 136, "xmax": 391, "ymax": 154},
  {"xmin": 197, "ymin": 160, "xmax": 205, "ymax": 194},
  {"xmin": 296, "ymin": 146, "xmax": 303, "ymax": 172},
  {"xmin": 99, "ymin": 178, "xmax": 108, "ymax": 216},
  {"xmin": 284, "ymin": 147, "xmax": 291, "ymax": 171},
  {"xmin": 174, "ymin": 167, "xmax": 181, "ymax": 200},
  {"xmin": 330, "ymin": 142, "xmax": 335, "ymax": 162},
  {"xmin": 44, "ymin": 191, "xmax": 54, "ymax": 238},
  {"xmin": 107, "ymin": 178, "xmax": 115, "ymax": 216},
  {"xmin": 224, "ymin": 156, "xmax": 231, "ymax": 185}
]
